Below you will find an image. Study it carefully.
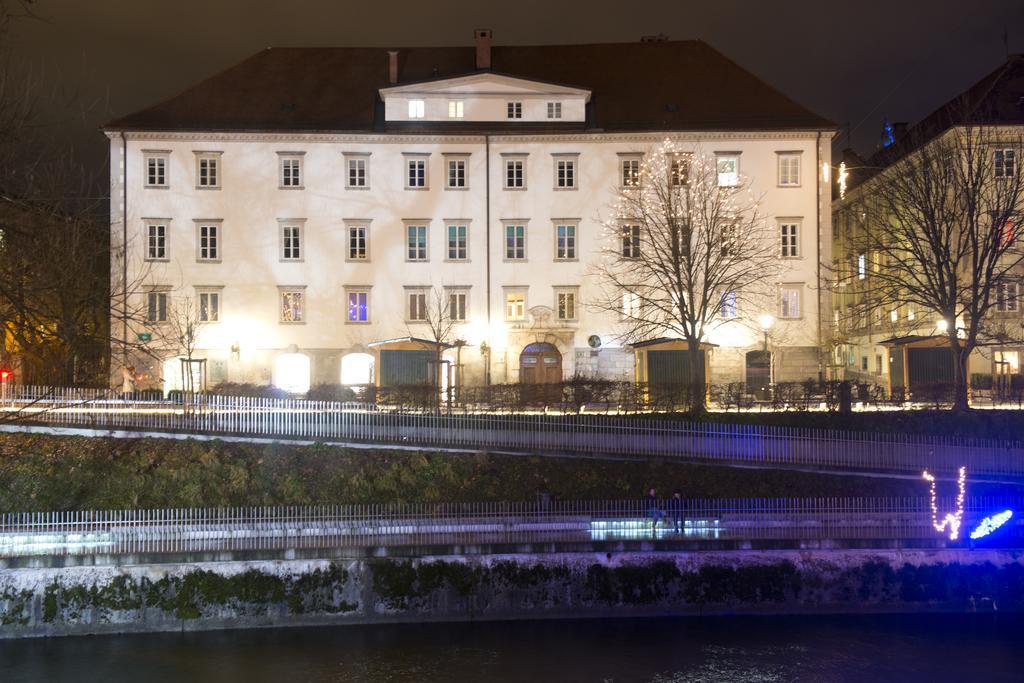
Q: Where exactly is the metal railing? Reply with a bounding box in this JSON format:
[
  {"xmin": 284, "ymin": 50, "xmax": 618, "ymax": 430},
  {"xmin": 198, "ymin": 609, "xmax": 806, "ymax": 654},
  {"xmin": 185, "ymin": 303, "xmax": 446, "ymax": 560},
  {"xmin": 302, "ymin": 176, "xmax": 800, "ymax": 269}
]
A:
[
  {"xmin": 2, "ymin": 385, "xmax": 1023, "ymax": 477},
  {"xmin": 1, "ymin": 496, "xmax": 1020, "ymax": 558}
]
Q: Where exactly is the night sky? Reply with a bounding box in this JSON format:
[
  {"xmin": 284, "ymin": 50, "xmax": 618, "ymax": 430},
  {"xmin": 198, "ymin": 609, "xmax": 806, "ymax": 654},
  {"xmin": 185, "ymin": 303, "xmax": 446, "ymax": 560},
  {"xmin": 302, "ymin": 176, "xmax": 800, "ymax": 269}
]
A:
[{"xmin": 6, "ymin": 0, "xmax": 1023, "ymax": 174}]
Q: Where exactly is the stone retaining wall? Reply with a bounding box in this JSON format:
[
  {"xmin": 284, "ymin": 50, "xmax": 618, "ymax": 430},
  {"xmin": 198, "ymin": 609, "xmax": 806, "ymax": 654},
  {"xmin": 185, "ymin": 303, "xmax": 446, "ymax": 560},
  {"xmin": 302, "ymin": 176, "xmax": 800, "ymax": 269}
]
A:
[{"xmin": 2, "ymin": 549, "xmax": 1022, "ymax": 638}]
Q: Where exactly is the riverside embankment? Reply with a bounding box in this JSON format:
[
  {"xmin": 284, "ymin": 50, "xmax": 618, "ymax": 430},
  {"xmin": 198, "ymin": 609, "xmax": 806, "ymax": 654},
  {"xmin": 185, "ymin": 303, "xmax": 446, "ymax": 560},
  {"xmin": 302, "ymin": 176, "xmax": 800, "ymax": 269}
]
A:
[{"xmin": 3, "ymin": 548, "xmax": 1023, "ymax": 638}]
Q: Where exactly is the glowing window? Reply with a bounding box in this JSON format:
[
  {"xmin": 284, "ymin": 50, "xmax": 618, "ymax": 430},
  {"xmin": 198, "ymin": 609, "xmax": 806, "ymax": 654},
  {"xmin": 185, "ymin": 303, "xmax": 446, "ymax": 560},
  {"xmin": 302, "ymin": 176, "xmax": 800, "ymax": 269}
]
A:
[{"xmin": 274, "ymin": 353, "xmax": 310, "ymax": 394}]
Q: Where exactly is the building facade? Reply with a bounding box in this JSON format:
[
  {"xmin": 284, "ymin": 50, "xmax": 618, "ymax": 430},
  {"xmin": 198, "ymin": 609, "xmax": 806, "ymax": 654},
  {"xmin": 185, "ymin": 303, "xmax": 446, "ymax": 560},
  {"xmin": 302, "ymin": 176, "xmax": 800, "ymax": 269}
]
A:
[
  {"xmin": 831, "ymin": 55, "xmax": 1023, "ymax": 396},
  {"xmin": 106, "ymin": 33, "xmax": 835, "ymax": 394}
]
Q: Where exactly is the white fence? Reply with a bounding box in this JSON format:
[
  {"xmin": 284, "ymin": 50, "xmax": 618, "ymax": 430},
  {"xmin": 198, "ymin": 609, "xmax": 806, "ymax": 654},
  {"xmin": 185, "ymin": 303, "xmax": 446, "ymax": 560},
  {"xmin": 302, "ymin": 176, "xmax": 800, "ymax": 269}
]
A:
[
  {"xmin": 2, "ymin": 386, "xmax": 1023, "ymax": 477},
  {"xmin": 2, "ymin": 496, "xmax": 1020, "ymax": 558}
]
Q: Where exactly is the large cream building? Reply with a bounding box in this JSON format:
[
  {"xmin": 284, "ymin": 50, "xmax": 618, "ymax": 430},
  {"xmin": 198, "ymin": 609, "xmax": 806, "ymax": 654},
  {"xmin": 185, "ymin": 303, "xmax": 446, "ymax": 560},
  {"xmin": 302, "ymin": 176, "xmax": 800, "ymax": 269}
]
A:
[{"xmin": 105, "ymin": 32, "xmax": 835, "ymax": 394}]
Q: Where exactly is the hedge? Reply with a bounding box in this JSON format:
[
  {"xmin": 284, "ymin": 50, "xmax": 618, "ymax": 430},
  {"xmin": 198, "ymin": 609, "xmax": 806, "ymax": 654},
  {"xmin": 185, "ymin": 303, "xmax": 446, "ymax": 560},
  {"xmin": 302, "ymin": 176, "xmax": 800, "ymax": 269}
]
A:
[{"xmin": 2, "ymin": 433, "xmax": 1009, "ymax": 513}]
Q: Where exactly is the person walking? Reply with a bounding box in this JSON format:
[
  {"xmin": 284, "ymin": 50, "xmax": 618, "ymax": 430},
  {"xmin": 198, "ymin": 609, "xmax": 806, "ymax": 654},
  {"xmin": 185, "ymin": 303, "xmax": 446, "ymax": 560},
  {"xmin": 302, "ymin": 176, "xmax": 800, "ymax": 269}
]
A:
[
  {"xmin": 646, "ymin": 487, "xmax": 664, "ymax": 533},
  {"xmin": 668, "ymin": 490, "xmax": 685, "ymax": 535}
]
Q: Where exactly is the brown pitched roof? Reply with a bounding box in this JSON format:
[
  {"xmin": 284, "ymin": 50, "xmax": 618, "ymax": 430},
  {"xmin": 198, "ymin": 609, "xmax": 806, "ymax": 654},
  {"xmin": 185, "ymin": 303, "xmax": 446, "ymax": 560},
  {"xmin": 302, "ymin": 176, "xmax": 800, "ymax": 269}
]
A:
[
  {"xmin": 862, "ymin": 55, "xmax": 1024, "ymax": 173},
  {"xmin": 104, "ymin": 40, "xmax": 835, "ymax": 133}
]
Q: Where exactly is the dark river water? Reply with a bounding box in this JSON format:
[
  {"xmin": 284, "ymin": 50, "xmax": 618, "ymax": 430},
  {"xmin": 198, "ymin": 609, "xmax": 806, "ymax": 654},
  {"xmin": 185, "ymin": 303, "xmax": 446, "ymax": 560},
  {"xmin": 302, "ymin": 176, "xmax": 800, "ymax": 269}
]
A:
[{"xmin": 3, "ymin": 613, "xmax": 1023, "ymax": 682}]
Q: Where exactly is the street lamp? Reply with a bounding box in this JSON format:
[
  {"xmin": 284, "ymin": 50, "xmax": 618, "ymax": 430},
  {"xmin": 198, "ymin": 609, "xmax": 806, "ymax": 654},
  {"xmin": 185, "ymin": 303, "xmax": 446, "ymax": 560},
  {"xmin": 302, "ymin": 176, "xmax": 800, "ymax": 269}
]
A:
[{"xmin": 757, "ymin": 314, "xmax": 775, "ymax": 352}]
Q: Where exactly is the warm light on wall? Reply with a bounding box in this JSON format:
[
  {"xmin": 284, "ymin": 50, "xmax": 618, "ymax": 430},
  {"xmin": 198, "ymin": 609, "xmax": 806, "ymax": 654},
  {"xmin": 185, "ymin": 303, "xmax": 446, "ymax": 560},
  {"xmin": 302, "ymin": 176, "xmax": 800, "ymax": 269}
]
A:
[
  {"xmin": 274, "ymin": 352, "xmax": 311, "ymax": 394},
  {"xmin": 340, "ymin": 352, "xmax": 374, "ymax": 385},
  {"xmin": 821, "ymin": 162, "xmax": 830, "ymax": 183},
  {"xmin": 705, "ymin": 321, "xmax": 755, "ymax": 348}
]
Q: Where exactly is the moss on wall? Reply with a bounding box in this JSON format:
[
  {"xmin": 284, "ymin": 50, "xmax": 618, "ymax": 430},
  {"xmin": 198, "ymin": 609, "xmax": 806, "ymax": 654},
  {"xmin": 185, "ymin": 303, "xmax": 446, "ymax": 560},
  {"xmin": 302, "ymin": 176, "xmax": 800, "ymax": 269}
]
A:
[{"xmin": 4, "ymin": 557, "xmax": 1024, "ymax": 636}]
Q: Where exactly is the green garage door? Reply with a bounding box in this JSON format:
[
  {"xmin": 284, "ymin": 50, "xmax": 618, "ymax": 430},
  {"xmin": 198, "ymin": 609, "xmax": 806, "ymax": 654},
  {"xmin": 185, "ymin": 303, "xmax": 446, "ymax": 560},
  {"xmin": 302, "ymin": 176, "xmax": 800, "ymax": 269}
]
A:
[
  {"xmin": 907, "ymin": 347, "xmax": 953, "ymax": 390},
  {"xmin": 379, "ymin": 350, "xmax": 436, "ymax": 386},
  {"xmin": 648, "ymin": 350, "xmax": 705, "ymax": 404}
]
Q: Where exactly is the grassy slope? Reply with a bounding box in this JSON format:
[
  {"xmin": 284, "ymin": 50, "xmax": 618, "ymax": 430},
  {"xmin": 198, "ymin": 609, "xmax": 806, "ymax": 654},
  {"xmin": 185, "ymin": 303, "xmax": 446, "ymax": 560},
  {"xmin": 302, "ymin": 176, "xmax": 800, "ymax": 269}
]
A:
[{"xmin": 0, "ymin": 433, "xmax": 1015, "ymax": 512}]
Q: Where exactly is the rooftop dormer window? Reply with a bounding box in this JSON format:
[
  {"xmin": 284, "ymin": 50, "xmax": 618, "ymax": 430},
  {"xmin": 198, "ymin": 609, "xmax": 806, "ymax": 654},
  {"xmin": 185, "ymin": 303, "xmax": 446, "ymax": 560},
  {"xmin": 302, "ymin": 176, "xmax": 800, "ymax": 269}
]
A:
[{"xmin": 381, "ymin": 74, "xmax": 590, "ymax": 123}]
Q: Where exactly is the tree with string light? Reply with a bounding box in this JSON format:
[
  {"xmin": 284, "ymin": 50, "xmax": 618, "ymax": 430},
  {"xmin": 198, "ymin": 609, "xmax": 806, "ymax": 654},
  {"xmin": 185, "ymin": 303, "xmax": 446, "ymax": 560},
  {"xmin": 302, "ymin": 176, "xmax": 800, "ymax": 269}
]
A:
[{"xmin": 591, "ymin": 139, "xmax": 780, "ymax": 414}]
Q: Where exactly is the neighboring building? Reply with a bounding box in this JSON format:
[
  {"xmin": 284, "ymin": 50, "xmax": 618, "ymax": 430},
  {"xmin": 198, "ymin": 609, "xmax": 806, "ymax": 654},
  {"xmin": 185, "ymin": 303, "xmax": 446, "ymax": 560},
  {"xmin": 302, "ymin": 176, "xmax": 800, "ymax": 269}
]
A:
[
  {"xmin": 831, "ymin": 55, "xmax": 1024, "ymax": 395},
  {"xmin": 104, "ymin": 32, "xmax": 835, "ymax": 394}
]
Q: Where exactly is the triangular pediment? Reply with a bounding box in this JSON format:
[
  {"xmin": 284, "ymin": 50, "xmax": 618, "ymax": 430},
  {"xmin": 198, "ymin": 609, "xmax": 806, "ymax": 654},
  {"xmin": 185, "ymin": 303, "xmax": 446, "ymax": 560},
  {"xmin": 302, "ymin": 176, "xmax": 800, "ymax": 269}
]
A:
[{"xmin": 380, "ymin": 72, "xmax": 591, "ymax": 100}]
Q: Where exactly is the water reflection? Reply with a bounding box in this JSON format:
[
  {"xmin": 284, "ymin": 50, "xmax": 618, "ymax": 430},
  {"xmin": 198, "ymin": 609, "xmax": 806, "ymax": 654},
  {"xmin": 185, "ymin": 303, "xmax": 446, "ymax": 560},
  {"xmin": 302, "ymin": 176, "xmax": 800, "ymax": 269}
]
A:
[{"xmin": 4, "ymin": 614, "xmax": 1023, "ymax": 683}]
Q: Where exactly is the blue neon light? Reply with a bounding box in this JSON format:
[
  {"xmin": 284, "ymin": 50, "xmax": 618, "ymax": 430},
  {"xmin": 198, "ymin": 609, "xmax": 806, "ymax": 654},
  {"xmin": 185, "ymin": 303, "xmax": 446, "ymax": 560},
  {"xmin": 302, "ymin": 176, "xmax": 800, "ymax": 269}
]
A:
[{"xmin": 969, "ymin": 510, "xmax": 1014, "ymax": 540}]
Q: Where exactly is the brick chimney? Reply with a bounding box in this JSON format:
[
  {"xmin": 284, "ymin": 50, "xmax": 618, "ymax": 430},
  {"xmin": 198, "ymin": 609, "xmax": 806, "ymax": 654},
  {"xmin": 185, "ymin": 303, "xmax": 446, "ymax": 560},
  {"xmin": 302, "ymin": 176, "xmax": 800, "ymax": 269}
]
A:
[
  {"xmin": 387, "ymin": 50, "xmax": 399, "ymax": 84},
  {"xmin": 474, "ymin": 29, "xmax": 492, "ymax": 70}
]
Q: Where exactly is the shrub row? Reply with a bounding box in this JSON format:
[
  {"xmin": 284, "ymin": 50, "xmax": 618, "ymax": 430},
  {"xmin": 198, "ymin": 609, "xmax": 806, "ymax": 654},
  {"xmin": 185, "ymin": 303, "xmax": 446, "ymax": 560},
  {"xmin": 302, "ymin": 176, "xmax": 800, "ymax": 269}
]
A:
[{"xmin": 0, "ymin": 432, "xmax": 975, "ymax": 513}]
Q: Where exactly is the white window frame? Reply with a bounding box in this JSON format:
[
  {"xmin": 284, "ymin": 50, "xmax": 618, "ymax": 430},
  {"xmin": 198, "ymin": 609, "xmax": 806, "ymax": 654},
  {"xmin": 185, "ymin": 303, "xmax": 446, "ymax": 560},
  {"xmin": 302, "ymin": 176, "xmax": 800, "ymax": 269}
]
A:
[
  {"xmin": 546, "ymin": 102, "xmax": 562, "ymax": 119},
  {"xmin": 507, "ymin": 101, "xmax": 523, "ymax": 119},
  {"xmin": 195, "ymin": 220, "xmax": 221, "ymax": 262},
  {"xmin": 406, "ymin": 287, "xmax": 429, "ymax": 322},
  {"xmin": 144, "ymin": 220, "xmax": 169, "ymax": 261},
  {"xmin": 196, "ymin": 287, "xmax": 222, "ymax": 323},
  {"xmin": 447, "ymin": 100, "xmax": 464, "ymax": 118},
  {"xmin": 719, "ymin": 291, "xmax": 738, "ymax": 319},
  {"xmin": 405, "ymin": 222, "xmax": 429, "ymax": 262},
  {"xmin": 780, "ymin": 220, "xmax": 800, "ymax": 258},
  {"xmin": 554, "ymin": 221, "xmax": 578, "ymax": 261},
  {"xmin": 194, "ymin": 151, "xmax": 221, "ymax": 189},
  {"xmin": 446, "ymin": 287, "xmax": 469, "ymax": 322},
  {"xmin": 446, "ymin": 222, "xmax": 469, "ymax": 261},
  {"xmin": 554, "ymin": 287, "xmax": 579, "ymax": 321},
  {"xmin": 145, "ymin": 289, "xmax": 169, "ymax": 323},
  {"xmin": 669, "ymin": 154, "xmax": 690, "ymax": 186},
  {"xmin": 619, "ymin": 154, "xmax": 641, "ymax": 187},
  {"xmin": 621, "ymin": 224, "xmax": 641, "ymax": 259},
  {"xmin": 278, "ymin": 152, "xmax": 304, "ymax": 189},
  {"xmin": 344, "ymin": 220, "xmax": 370, "ymax": 262},
  {"xmin": 279, "ymin": 286, "xmax": 306, "ymax": 324},
  {"xmin": 553, "ymin": 154, "xmax": 578, "ymax": 190},
  {"xmin": 996, "ymin": 281, "xmax": 1020, "ymax": 312},
  {"xmin": 444, "ymin": 154, "xmax": 468, "ymax": 190},
  {"xmin": 503, "ymin": 222, "xmax": 527, "ymax": 261},
  {"xmin": 716, "ymin": 152, "xmax": 740, "ymax": 187},
  {"xmin": 345, "ymin": 287, "xmax": 371, "ymax": 324},
  {"xmin": 344, "ymin": 153, "xmax": 370, "ymax": 189},
  {"xmin": 503, "ymin": 155, "xmax": 527, "ymax": 190},
  {"xmin": 621, "ymin": 291, "xmax": 641, "ymax": 320},
  {"xmin": 404, "ymin": 154, "xmax": 429, "ymax": 190},
  {"xmin": 504, "ymin": 288, "xmax": 527, "ymax": 321},
  {"xmin": 279, "ymin": 220, "xmax": 305, "ymax": 262},
  {"xmin": 995, "ymin": 148, "xmax": 1016, "ymax": 179},
  {"xmin": 143, "ymin": 151, "xmax": 169, "ymax": 188},
  {"xmin": 408, "ymin": 99, "xmax": 425, "ymax": 119},
  {"xmin": 777, "ymin": 152, "xmax": 801, "ymax": 187},
  {"xmin": 780, "ymin": 285, "xmax": 802, "ymax": 319}
]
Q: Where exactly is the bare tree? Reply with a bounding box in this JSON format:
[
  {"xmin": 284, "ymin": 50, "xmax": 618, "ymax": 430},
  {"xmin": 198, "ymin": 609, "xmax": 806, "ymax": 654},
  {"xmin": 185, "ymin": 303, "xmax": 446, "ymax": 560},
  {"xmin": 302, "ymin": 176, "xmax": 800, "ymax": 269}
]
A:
[
  {"xmin": 840, "ymin": 124, "xmax": 1024, "ymax": 410},
  {"xmin": 408, "ymin": 287, "xmax": 461, "ymax": 411},
  {"xmin": 157, "ymin": 294, "xmax": 207, "ymax": 410},
  {"xmin": 0, "ymin": 0, "xmax": 127, "ymax": 387},
  {"xmin": 591, "ymin": 139, "xmax": 779, "ymax": 413}
]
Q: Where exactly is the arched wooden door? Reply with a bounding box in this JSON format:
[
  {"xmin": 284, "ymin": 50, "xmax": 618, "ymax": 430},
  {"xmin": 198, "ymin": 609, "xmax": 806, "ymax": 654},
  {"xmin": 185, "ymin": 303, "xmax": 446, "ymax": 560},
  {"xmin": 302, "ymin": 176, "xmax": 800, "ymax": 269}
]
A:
[{"xmin": 520, "ymin": 342, "xmax": 562, "ymax": 384}]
